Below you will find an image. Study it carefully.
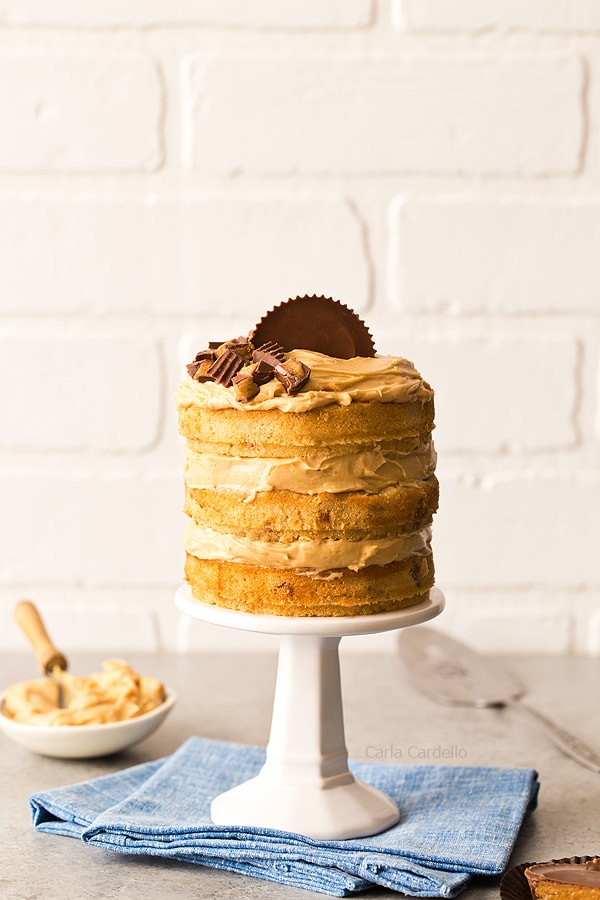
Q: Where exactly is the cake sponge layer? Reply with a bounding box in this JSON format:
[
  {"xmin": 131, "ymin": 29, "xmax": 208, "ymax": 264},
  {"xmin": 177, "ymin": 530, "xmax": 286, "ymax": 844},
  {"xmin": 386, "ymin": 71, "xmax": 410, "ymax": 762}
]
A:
[
  {"xmin": 184, "ymin": 479, "xmax": 438, "ymax": 542},
  {"xmin": 184, "ymin": 552, "xmax": 434, "ymax": 617},
  {"xmin": 178, "ymin": 397, "xmax": 434, "ymax": 451}
]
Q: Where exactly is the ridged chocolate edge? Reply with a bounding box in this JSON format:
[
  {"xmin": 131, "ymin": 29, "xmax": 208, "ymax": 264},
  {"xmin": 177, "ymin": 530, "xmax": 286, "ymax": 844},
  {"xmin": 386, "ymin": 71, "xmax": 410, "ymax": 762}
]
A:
[{"xmin": 250, "ymin": 295, "xmax": 376, "ymax": 358}]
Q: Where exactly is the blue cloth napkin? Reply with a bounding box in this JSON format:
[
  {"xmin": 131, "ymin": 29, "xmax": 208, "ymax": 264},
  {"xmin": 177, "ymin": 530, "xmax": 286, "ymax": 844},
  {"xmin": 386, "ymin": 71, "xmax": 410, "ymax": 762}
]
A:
[{"xmin": 30, "ymin": 736, "xmax": 538, "ymax": 897}]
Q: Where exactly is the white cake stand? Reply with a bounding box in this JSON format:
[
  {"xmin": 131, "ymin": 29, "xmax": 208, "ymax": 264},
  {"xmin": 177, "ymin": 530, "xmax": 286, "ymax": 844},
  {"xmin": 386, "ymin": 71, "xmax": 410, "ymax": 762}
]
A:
[{"xmin": 175, "ymin": 584, "xmax": 445, "ymax": 841}]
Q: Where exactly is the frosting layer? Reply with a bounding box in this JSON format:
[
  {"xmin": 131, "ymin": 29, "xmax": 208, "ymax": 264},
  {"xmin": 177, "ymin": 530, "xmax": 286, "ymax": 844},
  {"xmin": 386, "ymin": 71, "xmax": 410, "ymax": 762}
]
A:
[
  {"xmin": 184, "ymin": 440, "xmax": 436, "ymax": 497},
  {"xmin": 184, "ymin": 522, "xmax": 431, "ymax": 573},
  {"xmin": 176, "ymin": 349, "xmax": 433, "ymax": 413}
]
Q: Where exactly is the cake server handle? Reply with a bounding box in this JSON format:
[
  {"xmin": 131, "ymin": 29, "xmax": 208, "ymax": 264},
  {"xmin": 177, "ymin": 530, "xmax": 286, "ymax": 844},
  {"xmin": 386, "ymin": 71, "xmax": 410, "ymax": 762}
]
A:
[{"xmin": 514, "ymin": 700, "xmax": 600, "ymax": 773}]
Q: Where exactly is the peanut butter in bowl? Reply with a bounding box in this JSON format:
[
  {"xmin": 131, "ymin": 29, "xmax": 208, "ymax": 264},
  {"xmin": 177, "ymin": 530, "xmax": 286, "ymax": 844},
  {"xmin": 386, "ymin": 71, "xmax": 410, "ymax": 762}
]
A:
[
  {"xmin": 2, "ymin": 659, "xmax": 167, "ymax": 727},
  {"xmin": 1, "ymin": 601, "xmax": 175, "ymax": 757},
  {"xmin": 0, "ymin": 660, "xmax": 175, "ymax": 758}
]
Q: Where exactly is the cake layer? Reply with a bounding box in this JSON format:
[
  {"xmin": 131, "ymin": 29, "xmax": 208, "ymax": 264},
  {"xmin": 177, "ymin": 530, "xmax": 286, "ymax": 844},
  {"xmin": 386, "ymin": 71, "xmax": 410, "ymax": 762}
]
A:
[
  {"xmin": 185, "ymin": 432, "xmax": 430, "ymax": 461},
  {"xmin": 184, "ymin": 479, "xmax": 438, "ymax": 542},
  {"xmin": 178, "ymin": 396, "xmax": 433, "ymax": 451},
  {"xmin": 184, "ymin": 552, "xmax": 435, "ymax": 617}
]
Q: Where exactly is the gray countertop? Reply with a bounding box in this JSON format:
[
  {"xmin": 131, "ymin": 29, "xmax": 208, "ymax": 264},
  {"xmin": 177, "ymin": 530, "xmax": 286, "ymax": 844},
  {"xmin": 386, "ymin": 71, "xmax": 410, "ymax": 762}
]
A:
[{"xmin": 1, "ymin": 650, "xmax": 599, "ymax": 899}]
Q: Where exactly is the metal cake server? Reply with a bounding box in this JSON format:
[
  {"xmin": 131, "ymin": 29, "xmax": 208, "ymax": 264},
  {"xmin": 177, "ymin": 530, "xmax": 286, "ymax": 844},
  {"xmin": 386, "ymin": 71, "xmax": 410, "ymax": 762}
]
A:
[{"xmin": 399, "ymin": 626, "xmax": 600, "ymax": 773}]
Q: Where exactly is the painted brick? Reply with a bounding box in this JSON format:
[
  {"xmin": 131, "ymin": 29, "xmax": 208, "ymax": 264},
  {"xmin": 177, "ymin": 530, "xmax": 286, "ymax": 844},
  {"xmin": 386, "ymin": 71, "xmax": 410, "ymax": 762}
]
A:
[
  {"xmin": 394, "ymin": 0, "xmax": 600, "ymax": 32},
  {"xmin": 184, "ymin": 55, "xmax": 583, "ymax": 175},
  {"xmin": 0, "ymin": 1, "xmax": 373, "ymax": 28},
  {"xmin": 402, "ymin": 337, "xmax": 578, "ymax": 453},
  {"xmin": 0, "ymin": 473, "xmax": 182, "ymax": 586},
  {"xmin": 390, "ymin": 198, "xmax": 600, "ymax": 314},
  {"xmin": 0, "ymin": 334, "xmax": 162, "ymax": 451},
  {"xmin": 0, "ymin": 52, "xmax": 162, "ymax": 172},
  {"xmin": 434, "ymin": 477, "xmax": 600, "ymax": 589},
  {"xmin": 0, "ymin": 195, "xmax": 369, "ymax": 315},
  {"xmin": 0, "ymin": 590, "xmax": 162, "ymax": 652}
]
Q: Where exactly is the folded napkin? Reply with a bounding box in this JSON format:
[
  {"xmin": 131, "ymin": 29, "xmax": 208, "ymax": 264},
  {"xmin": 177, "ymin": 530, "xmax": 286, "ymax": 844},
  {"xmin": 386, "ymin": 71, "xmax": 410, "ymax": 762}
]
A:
[{"xmin": 30, "ymin": 736, "xmax": 538, "ymax": 897}]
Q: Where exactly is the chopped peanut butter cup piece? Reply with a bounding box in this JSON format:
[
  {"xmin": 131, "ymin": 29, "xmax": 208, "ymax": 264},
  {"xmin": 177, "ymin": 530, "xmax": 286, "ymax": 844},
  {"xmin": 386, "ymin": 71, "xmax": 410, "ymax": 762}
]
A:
[
  {"xmin": 187, "ymin": 349, "xmax": 216, "ymax": 381},
  {"xmin": 274, "ymin": 356, "xmax": 311, "ymax": 394},
  {"xmin": 250, "ymin": 358, "xmax": 276, "ymax": 385},
  {"xmin": 207, "ymin": 349, "xmax": 245, "ymax": 387},
  {"xmin": 215, "ymin": 336, "xmax": 255, "ymax": 361},
  {"xmin": 232, "ymin": 370, "xmax": 261, "ymax": 402}
]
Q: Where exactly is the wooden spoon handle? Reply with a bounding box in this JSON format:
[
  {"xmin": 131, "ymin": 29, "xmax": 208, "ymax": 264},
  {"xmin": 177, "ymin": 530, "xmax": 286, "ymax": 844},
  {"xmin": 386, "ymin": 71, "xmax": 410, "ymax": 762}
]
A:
[{"xmin": 13, "ymin": 600, "xmax": 68, "ymax": 674}]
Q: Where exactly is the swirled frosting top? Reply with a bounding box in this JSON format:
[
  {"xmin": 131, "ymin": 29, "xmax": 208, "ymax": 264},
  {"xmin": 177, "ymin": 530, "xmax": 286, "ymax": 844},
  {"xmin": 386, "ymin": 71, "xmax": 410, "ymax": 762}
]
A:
[{"xmin": 176, "ymin": 349, "xmax": 432, "ymax": 413}]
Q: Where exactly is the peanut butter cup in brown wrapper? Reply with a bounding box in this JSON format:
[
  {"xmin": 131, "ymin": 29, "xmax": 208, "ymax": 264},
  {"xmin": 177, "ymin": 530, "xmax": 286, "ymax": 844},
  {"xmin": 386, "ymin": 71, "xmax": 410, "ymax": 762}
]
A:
[
  {"xmin": 500, "ymin": 855, "xmax": 600, "ymax": 899},
  {"xmin": 250, "ymin": 295, "xmax": 376, "ymax": 359}
]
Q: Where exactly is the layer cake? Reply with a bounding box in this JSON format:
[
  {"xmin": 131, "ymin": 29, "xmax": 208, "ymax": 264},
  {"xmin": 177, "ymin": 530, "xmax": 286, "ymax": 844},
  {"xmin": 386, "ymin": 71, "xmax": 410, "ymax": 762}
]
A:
[{"xmin": 176, "ymin": 297, "xmax": 438, "ymax": 617}]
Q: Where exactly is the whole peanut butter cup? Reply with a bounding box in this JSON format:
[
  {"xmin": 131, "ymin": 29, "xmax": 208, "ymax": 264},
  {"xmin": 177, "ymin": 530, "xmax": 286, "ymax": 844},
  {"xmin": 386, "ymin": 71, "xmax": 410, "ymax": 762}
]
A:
[{"xmin": 250, "ymin": 295, "xmax": 376, "ymax": 359}]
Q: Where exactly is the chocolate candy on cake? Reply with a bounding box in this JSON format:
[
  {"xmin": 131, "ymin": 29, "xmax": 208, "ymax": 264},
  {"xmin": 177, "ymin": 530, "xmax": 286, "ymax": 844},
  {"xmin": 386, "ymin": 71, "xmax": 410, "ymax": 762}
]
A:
[
  {"xmin": 251, "ymin": 294, "xmax": 376, "ymax": 359},
  {"xmin": 186, "ymin": 349, "xmax": 216, "ymax": 381},
  {"xmin": 273, "ymin": 357, "xmax": 311, "ymax": 394},
  {"xmin": 206, "ymin": 349, "xmax": 245, "ymax": 387},
  {"xmin": 185, "ymin": 321, "xmax": 314, "ymax": 398}
]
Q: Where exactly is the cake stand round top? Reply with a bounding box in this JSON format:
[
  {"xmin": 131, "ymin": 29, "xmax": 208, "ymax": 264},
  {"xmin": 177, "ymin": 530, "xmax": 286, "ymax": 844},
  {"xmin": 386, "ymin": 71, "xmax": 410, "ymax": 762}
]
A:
[{"xmin": 175, "ymin": 584, "xmax": 445, "ymax": 637}]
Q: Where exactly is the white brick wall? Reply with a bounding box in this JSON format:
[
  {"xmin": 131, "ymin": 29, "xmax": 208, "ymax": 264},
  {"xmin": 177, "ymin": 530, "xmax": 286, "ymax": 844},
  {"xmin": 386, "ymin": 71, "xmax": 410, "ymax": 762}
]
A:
[
  {"xmin": 390, "ymin": 198, "xmax": 600, "ymax": 314},
  {"xmin": 0, "ymin": 195, "xmax": 369, "ymax": 315},
  {"xmin": 0, "ymin": 52, "xmax": 163, "ymax": 172},
  {"xmin": 394, "ymin": 1, "xmax": 600, "ymax": 33},
  {"xmin": 0, "ymin": 1, "xmax": 374, "ymax": 30},
  {"xmin": 401, "ymin": 336, "xmax": 579, "ymax": 453},
  {"xmin": 0, "ymin": 333, "xmax": 162, "ymax": 449},
  {"xmin": 1, "ymin": 3, "xmax": 599, "ymax": 656},
  {"xmin": 184, "ymin": 55, "xmax": 583, "ymax": 175}
]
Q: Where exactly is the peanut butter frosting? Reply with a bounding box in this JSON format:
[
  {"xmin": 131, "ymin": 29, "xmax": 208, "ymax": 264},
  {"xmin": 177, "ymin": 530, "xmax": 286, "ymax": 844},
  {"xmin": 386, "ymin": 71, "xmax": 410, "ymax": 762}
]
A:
[
  {"xmin": 184, "ymin": 522, "xmax": 432, "ymax": 573},
  {"xmin": 2, "ymin": 660, "xmax": 166, "ymax": 727},
  {"xmin": 176, "ymin": 349, "xmax": 433, "ymax": 414},
  {"xmin": 183, "ymin": 440, "xmax": 436, "ymax": 498}
]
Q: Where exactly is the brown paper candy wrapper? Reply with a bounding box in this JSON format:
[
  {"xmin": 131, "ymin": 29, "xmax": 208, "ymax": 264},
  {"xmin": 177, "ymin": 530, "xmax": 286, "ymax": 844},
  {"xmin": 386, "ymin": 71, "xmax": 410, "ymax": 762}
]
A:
[{"xmin": 500, "ymin": 855, "xmax": 599, "ymax": 900}]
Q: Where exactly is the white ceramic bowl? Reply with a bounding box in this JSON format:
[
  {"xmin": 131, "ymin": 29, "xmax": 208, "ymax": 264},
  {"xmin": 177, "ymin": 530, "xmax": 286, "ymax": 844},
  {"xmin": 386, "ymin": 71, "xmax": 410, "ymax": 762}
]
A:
[{"xmin": 0, "ymin": 689, "xmax": 176, "ymax": 758}]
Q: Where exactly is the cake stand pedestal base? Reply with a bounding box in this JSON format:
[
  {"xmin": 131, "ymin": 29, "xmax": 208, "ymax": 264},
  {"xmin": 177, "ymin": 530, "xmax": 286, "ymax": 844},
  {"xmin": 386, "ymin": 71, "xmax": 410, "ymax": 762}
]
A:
[{"xmin": 175, "ymin": 585, "xmax": 445, "ymax": 841}]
